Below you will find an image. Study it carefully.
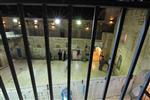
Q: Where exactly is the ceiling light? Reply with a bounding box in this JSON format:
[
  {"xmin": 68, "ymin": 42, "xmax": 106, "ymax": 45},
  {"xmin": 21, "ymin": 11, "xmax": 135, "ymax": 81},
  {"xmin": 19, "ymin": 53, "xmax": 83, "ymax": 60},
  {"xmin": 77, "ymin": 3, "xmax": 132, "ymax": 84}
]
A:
[
  {"xmin": 51, "ymin": 25, "xmax": 56, "ymax": 30},
  {"xmin": 51, "ymin": 22, "xmax": 55, "ymax": 25},
  {"xmin": 13, "ymin": 18, "xmax": 18, "ymax": 23},
  {"xmin": 55, "ymin": 18, "xmax": 61, "ymax": 25},
  {"xmin": 85, "ymin": 27, "xmax": 89, "ymax": 31},
  {"xmin": 3, "ymin": 21, "xmax": 5, "ymax": 24},
  {"xmin": 34, "ymin": 19, "xmax": 38, "ymax": 24},
  {"xmin": 110, "ymin": 17, "xmax": 114, "ymax": 21},
  {"xmin": 3, "ymin": 21, "xmax": 6, "ymax": 27},
  {"xmin": 76, "ymin": 20, "xmax": 82, "ymax": 25},
  {"xmin": 109, "ymin": 21, "xmax": 113, "ymax": 24},
  {"xmin": 34, "ymin": 25, "xmax": 38, "ymax": 29}
]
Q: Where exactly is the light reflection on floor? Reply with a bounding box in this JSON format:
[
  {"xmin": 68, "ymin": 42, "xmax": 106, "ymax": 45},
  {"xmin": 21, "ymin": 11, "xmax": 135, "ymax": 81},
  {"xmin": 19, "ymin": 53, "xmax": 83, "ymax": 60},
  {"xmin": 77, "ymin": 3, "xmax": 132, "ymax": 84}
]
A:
[{"xmin": 0, "ymin": 60, "xmax": 107, "ymax": 89}]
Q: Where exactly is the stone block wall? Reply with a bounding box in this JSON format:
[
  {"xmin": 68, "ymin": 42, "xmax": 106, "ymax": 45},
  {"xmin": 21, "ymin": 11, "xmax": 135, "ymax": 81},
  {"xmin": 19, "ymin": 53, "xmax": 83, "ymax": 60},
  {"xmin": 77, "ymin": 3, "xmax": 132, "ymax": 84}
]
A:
[
  {"xmin": 0, "ymin": 35, "xmax": 110, "ymax": 61},
  {"xmin": 28, "ymin": 36, "xmax": 102, "ymax": 59},
  {"xmin": 102, "ymin": 32, "xmax": 114, "ymax": 60},
  {"xmin": 114, "ymin": 9, "xmax": 150, "ymax": 75},
  {"xmin": 0, "ymin": 37, "xmax": 24, "ymax": 68}
]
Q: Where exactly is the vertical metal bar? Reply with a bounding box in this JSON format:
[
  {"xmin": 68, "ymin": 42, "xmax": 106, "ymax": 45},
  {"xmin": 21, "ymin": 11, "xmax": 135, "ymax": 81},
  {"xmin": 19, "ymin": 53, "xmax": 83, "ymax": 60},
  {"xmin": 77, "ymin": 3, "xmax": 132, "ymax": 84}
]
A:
[
  {"xmin": 84, "ymin": 6, "xmax": 100, "ymax": 100},
  {"xmin": 42, "ymin": 3, "xmax": 54, "ymax": 100},
  {"xmin": 0, "ymin": 12, "xmax": 23, "ymax": 100},
  {"xmin": 119, "ymin": 9, "xmax": 150, "ymax": 100},
  {"xmin": 17, "ymin": 3, "xmax": 38, "ymax": 100},
  {"xmin": 102, "ymin": 8, "xmax": 127, "ymax": 100},
  {"xmin": 0, "ymin": 76, "xmax": 9, "ymax": 100},
  {"xmin": 137, "ymin": 72, "xmax": 150, "ymax": 100},
  {"xmin": 67, "ymin": 5, "xmax": 72, "ymax": 100}
]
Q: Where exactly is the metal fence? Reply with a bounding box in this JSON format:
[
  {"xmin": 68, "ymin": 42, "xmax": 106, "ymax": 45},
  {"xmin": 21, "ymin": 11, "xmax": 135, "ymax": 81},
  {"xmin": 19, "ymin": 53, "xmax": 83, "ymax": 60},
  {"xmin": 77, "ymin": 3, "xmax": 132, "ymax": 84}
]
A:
[
  {"xmin": 0, "ymin": 1, "xmax": 150, "ymax": 100},
  {"xmin": 0, "ymin": 76, "xmax": 134, "ymax": 100}
]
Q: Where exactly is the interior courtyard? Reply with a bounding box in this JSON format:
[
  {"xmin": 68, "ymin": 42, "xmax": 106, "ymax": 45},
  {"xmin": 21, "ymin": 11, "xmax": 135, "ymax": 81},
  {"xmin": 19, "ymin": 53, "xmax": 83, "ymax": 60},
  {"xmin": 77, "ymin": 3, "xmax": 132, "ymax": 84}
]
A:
[{"xmin": 0, "ymin": 2, "xmax": 150, "ymax": 100}]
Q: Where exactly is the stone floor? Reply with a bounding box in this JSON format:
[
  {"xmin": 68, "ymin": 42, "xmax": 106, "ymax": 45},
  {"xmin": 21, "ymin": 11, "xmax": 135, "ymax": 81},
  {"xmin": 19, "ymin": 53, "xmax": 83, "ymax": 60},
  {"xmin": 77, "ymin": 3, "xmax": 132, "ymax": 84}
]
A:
[
  {"xmin": 0, "ymin": 59, "xmax": 107, "ymax": 89},
  {"xmin": 0, "ymin": 59, "xmax": 133, "ymax": 100}
]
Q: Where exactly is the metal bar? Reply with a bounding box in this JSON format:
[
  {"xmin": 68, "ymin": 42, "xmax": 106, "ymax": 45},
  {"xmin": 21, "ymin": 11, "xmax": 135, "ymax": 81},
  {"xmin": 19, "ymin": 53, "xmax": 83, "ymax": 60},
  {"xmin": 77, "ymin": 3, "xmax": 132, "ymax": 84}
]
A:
[
  {"xmin": 17, "ymin": 3, "xmax": 38, "ymax": 100},
  {"xmin": 0, "ymin": 76, "xmax": 9, "ymax": 100},
  {"xmin": 42, "ymin": 3, "xmax": 54, "ymax": 100},
  {"xmin": 102, "ymin": 8, "xmax": 127, "ymax": 100},
  {"xmin": 137, "ymin": 72, "xmax": 150, "ymax": 100},
  {"xmin": 0, "ymin": 1, "xmax": 150, "ymax": 8},
  {"xmin": 119, "ymin": 9, "xmax": 150, "ymax": 100},
  {"xmin": 145, "ymin": 90, "xmax": 150, "ymax": 98},
  {"xmin": 0, "ymin": 12, "xmax": 23, "ymax": 100},
  {"xmin": 84, "ymin": 6, "xmax": 100, "ymax": 100},
  {"xmin": 67, "ymin": 5, "xmax": 72, "ymax": 100}
]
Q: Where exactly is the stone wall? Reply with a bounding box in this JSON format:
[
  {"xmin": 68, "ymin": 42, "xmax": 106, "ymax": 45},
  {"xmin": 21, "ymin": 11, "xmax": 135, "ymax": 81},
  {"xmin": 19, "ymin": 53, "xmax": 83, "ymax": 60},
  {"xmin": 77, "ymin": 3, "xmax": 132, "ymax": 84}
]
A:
[
  {"xmin": 0, "ymin": 35, "xmax": 112, "ymax": 61},
  {"xmin": 28, "ymin": 36, "xmax": 102, "ymax": 59},
  {"xmin": 0, "ymin": 37, "xmax": 24, "ymax": 68},
  {"xmin": 102, "ymin": 32, "xmax": 114, "ymax": 60},
  {"xmin": 114, "ymin": 9, "xmax": 150, "ymax": 75}
]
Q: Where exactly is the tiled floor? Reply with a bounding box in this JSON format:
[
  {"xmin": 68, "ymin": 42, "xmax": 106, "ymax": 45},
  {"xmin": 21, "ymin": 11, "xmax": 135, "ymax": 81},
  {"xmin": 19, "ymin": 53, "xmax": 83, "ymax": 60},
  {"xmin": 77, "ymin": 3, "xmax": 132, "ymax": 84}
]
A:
[
  {"xmin": 0, "ymin": 59, "xmax": 107, "ymax": 89},
  {"xmin": 0, "ymin": 60, "xmax": 133, "ymax": 100}
]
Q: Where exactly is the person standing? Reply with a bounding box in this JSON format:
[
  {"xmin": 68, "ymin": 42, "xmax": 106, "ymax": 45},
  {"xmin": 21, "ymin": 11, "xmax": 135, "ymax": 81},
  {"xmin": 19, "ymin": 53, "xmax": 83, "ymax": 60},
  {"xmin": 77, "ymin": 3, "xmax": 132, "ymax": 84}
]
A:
[
  {"xmin": 58, "ymin": 49, "xmax": 62, "ymax": 60},
  {"xmin": 81, "ymin": 80, "xmax": 85, "ymax": 97},
  {"xmin": 77, "ymin": 49, "xmax": 80, "ymax": 59},
  {"xmin": 99, "ymin": 55, "xmax": 105, "ymax": 71},
  {"xmin": 63, "ymin": 50, "xmax": 66, "ymax": 61},
  {"xmin": 85, "ymin": 45, "xmax": 89, "ymax": 61}
]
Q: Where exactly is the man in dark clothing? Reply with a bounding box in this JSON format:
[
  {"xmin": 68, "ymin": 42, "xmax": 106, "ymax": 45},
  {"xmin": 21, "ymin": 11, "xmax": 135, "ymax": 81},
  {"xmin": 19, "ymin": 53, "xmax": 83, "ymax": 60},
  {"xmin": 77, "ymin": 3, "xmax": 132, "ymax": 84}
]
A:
[
  {"xmin": 63, "ymin": 51, "xmax": 66, "ymax": 61},
  {"xmin": 58, "ymin": 49, "xmax": 62, "ymax": 60},
  {"xmin": 99, "ymin": 55, "xmax": 106, "ymax": 71}
]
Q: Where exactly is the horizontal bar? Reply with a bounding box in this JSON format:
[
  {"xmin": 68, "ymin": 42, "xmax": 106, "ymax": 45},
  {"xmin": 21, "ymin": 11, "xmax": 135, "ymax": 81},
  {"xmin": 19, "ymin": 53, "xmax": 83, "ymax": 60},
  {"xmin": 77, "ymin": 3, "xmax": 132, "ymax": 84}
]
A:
[
  {"xmin": 67, "ymin": 5, "xmax": 73, "ymax": 100},
  {"xmin": 42, "ymin": 3, "xmax": 54, "ymax": 100},
  {"xmin": 17, "ymin": 3, "xmax": 38, "ymax": 100},
  {"xmin": 0, "ymin": 76, "xmax": 9, "ymax": 100},
  {"xmin": 84, "ymin": 6, "xmax": 100, "ymax": 100},
  {"xmin": 102, "ymin": 8, "xmax": 127, "ymax": 100},
  {"xmin": 0, "ymin": 12, "xmax": 23, "ymax": 99},
  {"xmin": 0, "ymin": 1, "xmax": 150, "ymax": 8},
  {"xmin": 137, "ymin": 72, "xmax": 150, "ymax": 100},
  {"xmin": 119, "ymin": 9, "xmax": 150, "ymax": 100}
]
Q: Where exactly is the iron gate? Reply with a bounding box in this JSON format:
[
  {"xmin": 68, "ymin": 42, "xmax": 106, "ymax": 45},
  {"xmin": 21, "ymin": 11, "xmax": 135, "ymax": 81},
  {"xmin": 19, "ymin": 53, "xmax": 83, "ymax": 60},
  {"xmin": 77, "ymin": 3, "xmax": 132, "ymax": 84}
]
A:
[{"xmin": 0, "ymin": 1, "xmax": 150, "ymax": 100}]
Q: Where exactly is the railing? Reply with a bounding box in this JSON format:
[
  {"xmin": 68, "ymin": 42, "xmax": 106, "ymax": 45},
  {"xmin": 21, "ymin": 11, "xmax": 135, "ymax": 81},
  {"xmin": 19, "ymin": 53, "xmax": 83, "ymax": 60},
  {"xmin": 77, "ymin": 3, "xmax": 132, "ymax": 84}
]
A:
[
  {"xmin": 0, "ymin": 76, "xmax": 134, "ymax": 100},
  {"xmin": 0, "ymin": 1, "xmax": 150, "ymax": 100}
]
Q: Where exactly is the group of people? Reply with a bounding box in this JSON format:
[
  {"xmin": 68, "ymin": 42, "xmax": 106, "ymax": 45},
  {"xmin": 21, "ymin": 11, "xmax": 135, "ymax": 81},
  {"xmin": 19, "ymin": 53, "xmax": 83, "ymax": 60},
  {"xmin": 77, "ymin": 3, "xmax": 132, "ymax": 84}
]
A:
[
  {"xmin": 58, "ymin": 49, "xmax": 67, "ymax": 61},
  {"xmin": 57, "ymin": 46, "xmax": 109, "ymax": 71}
]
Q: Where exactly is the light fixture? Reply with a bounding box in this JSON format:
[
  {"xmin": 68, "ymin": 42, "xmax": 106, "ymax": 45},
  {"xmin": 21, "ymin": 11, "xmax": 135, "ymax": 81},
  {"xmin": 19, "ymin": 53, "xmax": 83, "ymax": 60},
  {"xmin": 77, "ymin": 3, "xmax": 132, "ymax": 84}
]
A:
[
  {"xmin": 34, "ymin": 19, "xmax": 38, "ymax": 24},
  {"xmin": 13, "ymin": 18, "xmax": 18, "ymax": 23},
  {"xmin": 3, "ymin": 21, "xmax": 5, "ymax": 24},
  {"xmin": 109, "ymin": 16, "xmax": 114, "ymax": 24},
  {"xmin": 55, "ymin": 18, "xmax": 61, "ymax": 25},
  {"xmin": 109, "ymin": 20, "xmax": 113, "ymax": 24},
  {"xmin": 18, "ymin": 21, "xmax": 21, "ymax": 27},
  {"xmin": 85, "ymin": 27, "xmax": 89, "ymax": 31},
  {"xmin": 76, "ymin": 20, "xmax": 82, "ymax": 25},
  {"xmin": 34, "ymin": 25, "xmax": 38, "ymax": 29},
  {"xmin": 110, "ymin": 17, "xmax": 114, "ymax": 21},
  {"xmin": 51, "ymin": 25, "xmax": 56, "ymax": 30},
  {"xmin": 3, "ymin": 21, "xmax": 6, "ymax": 27},
  {"xmin": 51, "ymin": 22, "xmax": 55, "ymax": 25}
]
